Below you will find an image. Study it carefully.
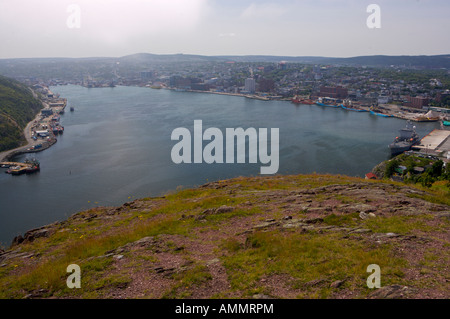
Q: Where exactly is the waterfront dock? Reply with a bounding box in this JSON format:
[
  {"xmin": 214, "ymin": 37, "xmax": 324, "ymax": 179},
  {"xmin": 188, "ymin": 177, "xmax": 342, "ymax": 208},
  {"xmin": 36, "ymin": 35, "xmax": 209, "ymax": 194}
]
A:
[
  {"xmin": 413, "ymin": 129, "xmax": 450, "ymax": 154},
  {"xmin": 0, "ymin": 159, "xmax": 40, "ymax": 175}
]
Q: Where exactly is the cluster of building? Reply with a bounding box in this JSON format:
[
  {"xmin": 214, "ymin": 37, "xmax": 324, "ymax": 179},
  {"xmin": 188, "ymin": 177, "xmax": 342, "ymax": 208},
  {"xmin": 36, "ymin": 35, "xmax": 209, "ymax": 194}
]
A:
[
  {"xmin": 28, "ymin": 85, "xmax": 67, "ymax": 147},
  {"xmin": 20, "ymin": 59, "xmax": 450, "ymax": 117},
  {"xmin": 133, "ymin": 62, "xmax": 449, "ymax": 112}
]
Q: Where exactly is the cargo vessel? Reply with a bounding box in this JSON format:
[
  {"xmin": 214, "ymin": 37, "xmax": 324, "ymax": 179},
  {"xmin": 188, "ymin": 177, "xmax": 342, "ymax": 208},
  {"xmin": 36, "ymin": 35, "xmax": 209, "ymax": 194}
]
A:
[
  {"xmin": 291, "ymin": 96, "xmax": 315, "ymax": 105},
  {"xmin": 316, "ymin": 97, "xmax": 340, "ymax": 107}
]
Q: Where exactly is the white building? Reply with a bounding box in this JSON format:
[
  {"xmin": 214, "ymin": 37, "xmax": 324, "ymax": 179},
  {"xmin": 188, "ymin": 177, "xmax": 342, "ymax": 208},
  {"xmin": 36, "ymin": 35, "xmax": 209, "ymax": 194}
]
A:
[{"xmin": 378, "ymin": 96, "xmax": 391, "ymax": 104}]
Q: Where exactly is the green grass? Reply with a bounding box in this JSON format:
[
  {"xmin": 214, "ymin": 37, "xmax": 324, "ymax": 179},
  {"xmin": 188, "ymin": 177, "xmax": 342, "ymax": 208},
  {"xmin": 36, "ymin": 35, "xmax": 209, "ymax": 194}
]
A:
[
  {"xmin": 221, "ymin": 231, "xmax": 408, "ymax": 297},
  {"xmin": 1, "ymin": 173, "xmax": 448, "ymax": 298},
  {"xmin": 0, "ymin": 183, "xmax": 261, "ymax": 298},
  {"xmin": 363, "ymin": 215, "xmax": 437, "ymax": 234},
  {"xmin": 407, "ymin": 190, "xmax": 450, "ymax": 207},
  {"xmin": 90, "ymin": 274, "xmax": 132, "ymax": 291},
  {"xmin": 334, "ymin": 194, "xmax": 359, "ymax": 204},
  {"xmin": 323, "ymin": 213, "xmax": 360, "ymax": 227},
  {"xmin": 162, "ymin": 265, "xmax": 213, "ymax": 298}
]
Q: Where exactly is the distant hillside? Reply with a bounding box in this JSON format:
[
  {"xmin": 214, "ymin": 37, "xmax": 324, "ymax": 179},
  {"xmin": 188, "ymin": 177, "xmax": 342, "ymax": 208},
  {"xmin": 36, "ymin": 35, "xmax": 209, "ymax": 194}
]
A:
[
  {"xmin": 0, "ymin": 75, "xmax": 42, "ymax": 152},
  {"xmin": 110, "ymin": 53, "xmax": 450, "ymax": 68},
  {"xmin": 0, "ymin": 54, "xmax": 448, "ymax": 81},
  {"xmin": 318, "ymin": 55, "xmax": 450, "ymax": 68}
]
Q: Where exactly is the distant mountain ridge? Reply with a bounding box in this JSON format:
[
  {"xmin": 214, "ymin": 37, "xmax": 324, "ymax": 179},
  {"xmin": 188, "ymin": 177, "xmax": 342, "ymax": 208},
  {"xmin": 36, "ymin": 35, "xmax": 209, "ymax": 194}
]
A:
[
  {"xmin": 119, "ymin": 53, "xmax": 450, "ymax": 68},
  {"xmin": 0, "ymin": 53, "xmax": 449, "ymax": 66}
]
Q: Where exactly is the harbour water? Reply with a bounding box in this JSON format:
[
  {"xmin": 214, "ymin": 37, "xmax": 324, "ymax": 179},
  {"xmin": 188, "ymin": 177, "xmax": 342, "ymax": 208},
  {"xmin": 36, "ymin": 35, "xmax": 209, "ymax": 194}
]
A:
[{"xmin": 0, "ymin": 85, "xmax": 440, "ymax": 247}]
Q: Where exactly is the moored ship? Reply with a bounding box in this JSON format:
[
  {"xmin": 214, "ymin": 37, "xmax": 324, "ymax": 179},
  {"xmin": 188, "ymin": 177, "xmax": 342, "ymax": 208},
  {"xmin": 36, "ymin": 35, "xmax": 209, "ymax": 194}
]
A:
[
  {"xmin": 388, "ymin": 121, "xmax": 420, "ymax": 156},
  {"xmin": 292, "ymin": 96, "xmax": 315, "ymax": 105},
  {"xmin": 3, "ymin": 159, "xmax": 40, "ymax": 175},
  {"xmin": 316, "ymin": 97, "xmax": 340, "ymax": 107},
  {"xmin": 340, "ymin": 99, "xmax": 367, "ymax": 112}
]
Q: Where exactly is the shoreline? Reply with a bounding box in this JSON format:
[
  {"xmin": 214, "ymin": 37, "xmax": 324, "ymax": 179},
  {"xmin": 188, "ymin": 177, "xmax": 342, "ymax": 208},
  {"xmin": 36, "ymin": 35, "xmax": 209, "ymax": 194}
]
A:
[
  {"xmin": 71, "ymin": 83, "xmax": 448, "ymax": 122},
  {"xmin": 0, "ymin": 103, "xmax": 44, "ymax": 162},
  {"xmin": 2, "ymin": 83, "xmax": 442, "ymax": 163},
  {"xmin": 0, "ymin": 92, "xmax": 65, "ymax": 162},
  {"xmin": 156, "ymin": 86, "xmax": 447, "ymax": 122}
]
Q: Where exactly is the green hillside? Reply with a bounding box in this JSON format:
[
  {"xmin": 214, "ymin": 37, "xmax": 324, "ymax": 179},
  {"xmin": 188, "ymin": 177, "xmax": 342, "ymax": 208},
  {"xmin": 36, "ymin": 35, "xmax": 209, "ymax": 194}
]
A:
[{"xmin": 0, "ymin": 75, "xmax": 43, "ymax": 151}]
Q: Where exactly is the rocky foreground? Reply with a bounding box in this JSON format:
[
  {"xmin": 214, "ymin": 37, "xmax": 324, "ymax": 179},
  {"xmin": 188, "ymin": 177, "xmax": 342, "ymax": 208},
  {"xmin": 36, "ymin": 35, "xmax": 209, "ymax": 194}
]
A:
[{"xmin": 0, "ymin": 174, "xmax": 449, "ymax": 299}]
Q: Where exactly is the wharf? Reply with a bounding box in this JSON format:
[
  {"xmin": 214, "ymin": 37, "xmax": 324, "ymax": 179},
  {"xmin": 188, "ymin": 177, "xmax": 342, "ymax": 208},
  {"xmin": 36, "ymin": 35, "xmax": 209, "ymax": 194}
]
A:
[
  {"xmin": 413, "ymin": 129, "xmax": 450, "ymax": 154},
  {"xmin": 0, "ymin": 160, "xmax": 40, "ymax": 175}
]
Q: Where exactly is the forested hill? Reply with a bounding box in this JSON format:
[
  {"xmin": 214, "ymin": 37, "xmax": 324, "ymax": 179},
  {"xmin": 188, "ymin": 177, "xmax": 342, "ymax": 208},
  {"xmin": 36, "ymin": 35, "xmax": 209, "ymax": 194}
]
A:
[{"xmin": 0, "ymin": 75, "xmax": 42, "ymax": 152}]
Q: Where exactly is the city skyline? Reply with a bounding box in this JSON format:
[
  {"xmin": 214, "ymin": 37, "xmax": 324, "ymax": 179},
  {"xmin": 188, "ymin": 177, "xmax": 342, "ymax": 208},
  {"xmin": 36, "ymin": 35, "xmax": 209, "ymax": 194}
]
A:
[{"xmin": 0, "ymin": 0, "xmax": 449, "ymax": 59}]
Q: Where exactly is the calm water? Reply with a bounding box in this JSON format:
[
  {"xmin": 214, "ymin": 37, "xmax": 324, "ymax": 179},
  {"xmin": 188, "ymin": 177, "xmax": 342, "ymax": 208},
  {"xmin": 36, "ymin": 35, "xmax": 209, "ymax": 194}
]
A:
[{"xmin": 0, "ymin": 85, "xmax": 439, "ymax": 246}]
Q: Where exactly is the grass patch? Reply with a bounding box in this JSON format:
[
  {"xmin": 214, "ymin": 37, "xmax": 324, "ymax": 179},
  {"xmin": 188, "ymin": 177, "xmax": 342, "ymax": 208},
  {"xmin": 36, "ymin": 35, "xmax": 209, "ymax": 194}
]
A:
[
  {"xmin": 407, "ymin": 191, "xmax": 450, "ymax": 207},
  {"xmin": 90, "ymin": 274, "xmax": 132, "ymax": 291},
  {"xmin": 203, "ymin": 207, "xmax": 263, "ymax": 223},
  {"xmin": 221, "ymin": 238, "xmax": 243, "ymax": 253},
  {"xmin": 334, "ymin": 194, "xmax": 358, "ymax": 204},
  {"xmin": 323, "ymin": 213, "xmax": 360, "ymax": 227},
  {"xmin": 363, "ymin": 215, "xmax": 435, "ymax": 234},
  {"xmin": 221, "ymin": 230, "xmax": 407, "ymax": 298},
  {"xmin": 162, "ymin": 265, "xmax": 212, "ymax": 298}
]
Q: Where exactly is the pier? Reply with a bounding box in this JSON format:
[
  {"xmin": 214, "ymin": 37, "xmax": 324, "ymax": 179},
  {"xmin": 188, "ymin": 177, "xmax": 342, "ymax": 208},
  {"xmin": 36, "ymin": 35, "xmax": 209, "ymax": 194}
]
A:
[
  {"xmin": 413, "ymin": 129, "xmax": 450, "ymax": 155},
  {"xmin": 0, "ymin": 160, "xmax": 40, "ymax": 175}
]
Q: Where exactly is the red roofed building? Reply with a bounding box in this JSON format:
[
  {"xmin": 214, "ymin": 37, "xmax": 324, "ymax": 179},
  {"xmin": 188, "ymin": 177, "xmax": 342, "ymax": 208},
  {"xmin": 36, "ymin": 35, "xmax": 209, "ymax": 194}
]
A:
[{"xmin": 365, "ymin": 172, "xmax": 377, "ymax": 180}]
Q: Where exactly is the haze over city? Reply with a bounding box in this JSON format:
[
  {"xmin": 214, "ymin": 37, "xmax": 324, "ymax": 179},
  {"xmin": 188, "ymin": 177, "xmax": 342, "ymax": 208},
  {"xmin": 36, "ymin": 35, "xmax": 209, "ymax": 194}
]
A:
[{"xmin": 0, "ymin": 0, "xmax": 449, "ymax": 59}]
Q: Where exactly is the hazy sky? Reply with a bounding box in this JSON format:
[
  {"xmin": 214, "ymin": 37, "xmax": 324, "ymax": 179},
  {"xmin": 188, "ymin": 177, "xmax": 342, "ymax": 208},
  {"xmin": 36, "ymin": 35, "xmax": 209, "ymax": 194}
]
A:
[{"xmin": 0, "ymin": 0, "xmax": 448, "ymax": 58}]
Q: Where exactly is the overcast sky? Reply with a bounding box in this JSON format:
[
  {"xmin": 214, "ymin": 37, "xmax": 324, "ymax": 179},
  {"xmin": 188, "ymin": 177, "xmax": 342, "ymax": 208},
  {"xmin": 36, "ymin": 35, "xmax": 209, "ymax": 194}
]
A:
[{"xmin": 0, "ymin": 0, "xmax": 448, "ymax": 59}]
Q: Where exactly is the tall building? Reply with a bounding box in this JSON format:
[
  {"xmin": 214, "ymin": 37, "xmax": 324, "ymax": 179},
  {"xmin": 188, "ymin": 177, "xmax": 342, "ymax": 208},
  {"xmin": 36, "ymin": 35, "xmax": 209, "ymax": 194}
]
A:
[
  {"xmin": 319, "ymin": 86, "xmax": 348, "ymax": 99},
  {"xmin": 244, "ymin": 78, "xmax": 256, "ymax": 93},
  {"xmin": 403, "ymin": 96, "xmax": 429, "ymax": 109}
]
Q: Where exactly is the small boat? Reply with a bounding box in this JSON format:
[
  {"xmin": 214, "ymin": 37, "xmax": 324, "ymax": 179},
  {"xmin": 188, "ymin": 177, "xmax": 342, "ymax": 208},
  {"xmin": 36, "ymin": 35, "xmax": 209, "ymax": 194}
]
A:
[
  {"xmin": 25, "ymin": 165, "xmax": 40, "ymax": 174},
  {"xmin": 70, "ymin": 107, "xmax": 74, "ymax": 112}
]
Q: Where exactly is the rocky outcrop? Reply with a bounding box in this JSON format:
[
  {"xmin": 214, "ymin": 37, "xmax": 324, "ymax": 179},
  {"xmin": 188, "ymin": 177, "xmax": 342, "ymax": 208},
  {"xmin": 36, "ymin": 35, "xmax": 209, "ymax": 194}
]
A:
[
  {"xmin": 368, "ymin": 285, "xmax": 415, "ymax": 299},
  {"xmin": 11, "ymin": 226, "xmax": 53, "ymax": 247}
]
